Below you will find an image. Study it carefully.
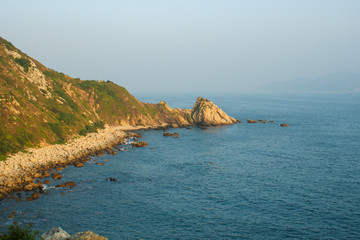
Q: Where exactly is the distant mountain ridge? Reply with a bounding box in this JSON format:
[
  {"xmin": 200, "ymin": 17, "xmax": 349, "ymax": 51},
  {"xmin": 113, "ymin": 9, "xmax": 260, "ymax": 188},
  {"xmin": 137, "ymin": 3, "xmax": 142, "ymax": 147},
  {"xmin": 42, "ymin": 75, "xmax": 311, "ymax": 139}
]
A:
[
  {"xmin": 258, "ymin": 72, "xmax": 360, "ymax": 93},
  {"xmin": 0, "ymin": 36, "xmax": 236, "ymax": 159}
]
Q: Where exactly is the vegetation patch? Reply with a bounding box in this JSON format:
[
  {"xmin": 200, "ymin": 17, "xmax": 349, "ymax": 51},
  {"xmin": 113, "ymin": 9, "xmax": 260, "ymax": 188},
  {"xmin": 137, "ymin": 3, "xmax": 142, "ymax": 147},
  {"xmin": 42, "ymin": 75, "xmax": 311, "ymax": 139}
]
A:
[
  {"xmin": 2, "ymin": 39, "xmax": 15, "ymax": 51},
  {"xmin": 53, "ymin": 85, "xmax": 78, "ymax": 110},
  {"xmin": 57, "ymin": 112, "xmax": 78, "ymax": 125},
  {"xmin": 0, "ymin": 224, "xmax": 39, "ymax": 240},
  {"xmin": 43, "ymin": 70, "xmax": 67, "ymax": 82},
  {"xmin": 0, "ymin": 127, "xmax": 34, "ymax": 160},
  {"xmin": 186, "ymin": 113, "xmax": 191, "ymax": 122},
  {"xmin": 48, "ymin": 123, "xmax": 65, "ymax": 143},
  {"xmin": 15, "ymin": 57, "xmax": 31, "ymax": 73},
  {"xmin": 79, "ymin": 121, "xmax": 105, "ymax": 136}
]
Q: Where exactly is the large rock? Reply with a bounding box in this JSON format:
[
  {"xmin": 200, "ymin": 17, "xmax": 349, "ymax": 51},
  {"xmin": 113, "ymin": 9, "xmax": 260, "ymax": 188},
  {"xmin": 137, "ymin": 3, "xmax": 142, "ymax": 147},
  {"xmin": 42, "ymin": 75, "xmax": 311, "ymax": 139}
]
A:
[
  {"xmin": 68, "ymin": 231, "xmax": 108, "ymax": 240},
  {"xmin": 191, "ymin": 97, "xmax": 237, "ymax": 126},
  {"xmin": 41, "ymin": 227, "xmax": 70, "ymax": 240}
]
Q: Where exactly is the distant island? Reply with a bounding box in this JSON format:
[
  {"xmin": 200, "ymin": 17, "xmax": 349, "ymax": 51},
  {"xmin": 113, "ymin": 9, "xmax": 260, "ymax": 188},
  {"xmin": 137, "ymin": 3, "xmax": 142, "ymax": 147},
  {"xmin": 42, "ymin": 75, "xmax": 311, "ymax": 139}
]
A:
[{"xmin": 258, "ymin": 72, "xmax": 360, "ymax": 94}]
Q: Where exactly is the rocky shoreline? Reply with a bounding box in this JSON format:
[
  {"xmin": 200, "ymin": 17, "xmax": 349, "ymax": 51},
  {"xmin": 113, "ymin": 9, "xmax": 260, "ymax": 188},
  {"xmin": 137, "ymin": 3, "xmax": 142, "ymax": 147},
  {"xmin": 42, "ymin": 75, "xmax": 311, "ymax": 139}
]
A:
[
  {"xmin": 0, "ymin": 125, "xmax": 148, "ymax": 200},
  {"xmin": 0, "ymin": 97, "xmax": 242, "ymax": 201},
  {"xmin": 41, "ymin": 227, "xmax": 108, "ymax": 240}
]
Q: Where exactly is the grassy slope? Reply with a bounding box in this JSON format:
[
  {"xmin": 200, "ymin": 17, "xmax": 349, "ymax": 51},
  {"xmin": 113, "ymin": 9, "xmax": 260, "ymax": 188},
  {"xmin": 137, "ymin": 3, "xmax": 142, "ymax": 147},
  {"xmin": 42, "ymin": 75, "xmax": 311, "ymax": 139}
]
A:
[{"xmin": 0, "ymin": 37, "xmax": 191, "ymax": 160}]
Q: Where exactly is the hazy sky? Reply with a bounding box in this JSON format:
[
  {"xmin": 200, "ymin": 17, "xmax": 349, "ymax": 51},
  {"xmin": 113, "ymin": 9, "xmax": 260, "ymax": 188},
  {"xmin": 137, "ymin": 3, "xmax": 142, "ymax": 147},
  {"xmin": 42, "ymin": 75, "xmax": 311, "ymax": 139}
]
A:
[{"xmin": 1, "ymin": 0, "xmax": 359, "ymax": 93}]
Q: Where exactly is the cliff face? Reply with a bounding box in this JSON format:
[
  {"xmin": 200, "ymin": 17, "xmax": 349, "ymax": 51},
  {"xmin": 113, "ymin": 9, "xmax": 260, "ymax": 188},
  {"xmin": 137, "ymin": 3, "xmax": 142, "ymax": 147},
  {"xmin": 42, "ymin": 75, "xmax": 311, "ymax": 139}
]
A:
[
  {"xmin": 0, "ymin": 37, "xmax": 236, "ymax": 158},
  {"xmin": 191, "ymin": 97, "xmax": 237, "ymax": 126}
]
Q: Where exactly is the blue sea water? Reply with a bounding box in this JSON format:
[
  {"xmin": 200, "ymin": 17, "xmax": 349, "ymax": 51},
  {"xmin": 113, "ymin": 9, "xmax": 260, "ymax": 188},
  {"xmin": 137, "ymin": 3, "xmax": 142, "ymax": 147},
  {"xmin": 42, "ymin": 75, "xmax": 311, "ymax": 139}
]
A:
[{"xmin": 1, "ymin": 93, "xmax": 360, "ymax": 239}]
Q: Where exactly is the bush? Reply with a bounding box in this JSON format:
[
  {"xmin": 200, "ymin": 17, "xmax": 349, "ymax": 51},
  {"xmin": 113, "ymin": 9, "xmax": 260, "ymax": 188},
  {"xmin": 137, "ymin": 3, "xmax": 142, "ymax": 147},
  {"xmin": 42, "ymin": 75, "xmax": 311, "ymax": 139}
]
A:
[
  {"xmin": 3, "ymin": 40, "xmax": 14, "ymax": 51},
  {"xmin": 79, "ymin": 121, "xmax": 105, "ymax": 136},
  {"xmin": 14, "ymin": 57, "xmax": 31, "ymax": 73},
  {"xmin": 57, "ymin": 112, "xmax": 78, "ymax": 125},
  {"xmin": 0, "ymin": 224, "xmax": 39, "ymax": 240},
  {"xmin": 48, "ymin": 123, "xmax": 64, "ymax": 143}
]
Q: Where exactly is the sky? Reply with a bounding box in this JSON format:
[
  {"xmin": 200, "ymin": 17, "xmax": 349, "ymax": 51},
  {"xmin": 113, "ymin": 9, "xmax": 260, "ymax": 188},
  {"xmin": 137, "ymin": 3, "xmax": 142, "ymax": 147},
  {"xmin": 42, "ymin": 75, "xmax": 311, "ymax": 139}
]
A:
[{"xmin": 1, "ymin": 0, "xmax": 359, "ymax": 93}]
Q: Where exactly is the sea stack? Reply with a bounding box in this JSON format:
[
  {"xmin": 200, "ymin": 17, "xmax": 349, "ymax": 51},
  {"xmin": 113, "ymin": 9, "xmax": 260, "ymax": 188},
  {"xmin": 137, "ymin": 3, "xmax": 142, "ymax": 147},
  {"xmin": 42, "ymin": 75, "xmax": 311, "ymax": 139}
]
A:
[{"xmin": 191, "ymin": 97, "xmax": 237, "ymax": 126}]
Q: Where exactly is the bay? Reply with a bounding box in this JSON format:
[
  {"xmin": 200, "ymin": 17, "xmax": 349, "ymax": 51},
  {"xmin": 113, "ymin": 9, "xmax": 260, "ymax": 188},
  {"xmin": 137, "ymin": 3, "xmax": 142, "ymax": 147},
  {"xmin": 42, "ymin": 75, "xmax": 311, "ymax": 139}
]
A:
[{"xmin": 1, "ymin": 93, "xmax": 359, "ymax": 239}]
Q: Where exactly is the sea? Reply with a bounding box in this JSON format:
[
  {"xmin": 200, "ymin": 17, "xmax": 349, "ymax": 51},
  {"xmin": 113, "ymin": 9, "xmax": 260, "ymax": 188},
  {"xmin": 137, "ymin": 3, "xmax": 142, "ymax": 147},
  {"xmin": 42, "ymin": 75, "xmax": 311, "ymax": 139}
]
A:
[{"xmin": 1, "ymin": 93, "xmax": 360, "ymax": 239}]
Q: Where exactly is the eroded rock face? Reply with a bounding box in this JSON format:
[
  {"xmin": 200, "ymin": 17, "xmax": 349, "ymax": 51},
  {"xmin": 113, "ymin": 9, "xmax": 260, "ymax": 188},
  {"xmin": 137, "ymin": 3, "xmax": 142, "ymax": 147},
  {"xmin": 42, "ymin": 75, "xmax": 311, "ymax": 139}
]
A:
[{"xmin": 191, "ymin": 97, "xmax": 237, "ymax": 126}]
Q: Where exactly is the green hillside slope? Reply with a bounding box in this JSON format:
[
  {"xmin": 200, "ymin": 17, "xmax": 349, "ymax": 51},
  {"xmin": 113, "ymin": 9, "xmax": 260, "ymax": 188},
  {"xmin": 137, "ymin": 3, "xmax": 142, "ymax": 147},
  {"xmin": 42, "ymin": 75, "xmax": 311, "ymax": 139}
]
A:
[{"xmin": 0, "ymin": 37, "xmax": 192, "ymax": 160}]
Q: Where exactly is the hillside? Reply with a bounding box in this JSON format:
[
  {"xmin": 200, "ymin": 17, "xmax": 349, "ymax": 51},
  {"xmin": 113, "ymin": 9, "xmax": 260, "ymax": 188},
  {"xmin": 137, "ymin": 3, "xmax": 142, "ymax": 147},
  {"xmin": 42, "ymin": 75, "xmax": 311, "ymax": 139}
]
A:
[
  {"xmin": 258, "ymin": 72, "xmax": 360, "ymax": 93},
  {"xmin": 0, "ymin": 37, "xmax": 195, "ymax": 159},
  {"xmin": 0, "ymin": 37, "xmax": 236, "ymax": 160}
]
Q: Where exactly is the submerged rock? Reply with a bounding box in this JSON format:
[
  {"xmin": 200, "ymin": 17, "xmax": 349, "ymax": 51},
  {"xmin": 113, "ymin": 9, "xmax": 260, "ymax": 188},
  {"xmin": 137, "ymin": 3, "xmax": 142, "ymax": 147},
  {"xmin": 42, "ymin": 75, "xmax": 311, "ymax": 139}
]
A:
[
  {"xmin": 131, "ymin": 141, "xmax": 148, "ymax": 148},
  {"xmin": 191, "ymin": 97, "xmax": 237, "ymax": 126},
  {"xmin": 247, "ymin": 119, "xmax": 258, "ymax": 123},
  {"xmin": 31, "ymin": 191, "xmax": 41, "ymax": 200},
  {"xmin": 74, "ymin": 163, "xmax": 83, "ymax": 168},
  {"xmin": 52, "ymin": 173, "xmax": 62, "ymax": 180},
  {"xmin": 163, "ymin": 132, "xmax": 179, "ymax": 137}
]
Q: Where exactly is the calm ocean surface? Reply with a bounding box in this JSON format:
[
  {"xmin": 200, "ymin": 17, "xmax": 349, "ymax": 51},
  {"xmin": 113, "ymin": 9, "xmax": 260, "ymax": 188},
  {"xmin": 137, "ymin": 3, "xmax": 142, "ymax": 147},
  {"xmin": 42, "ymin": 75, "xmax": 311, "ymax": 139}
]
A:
[{"xmin": 1, "ymin": 93, "xmax": 360, "ymax": 239}]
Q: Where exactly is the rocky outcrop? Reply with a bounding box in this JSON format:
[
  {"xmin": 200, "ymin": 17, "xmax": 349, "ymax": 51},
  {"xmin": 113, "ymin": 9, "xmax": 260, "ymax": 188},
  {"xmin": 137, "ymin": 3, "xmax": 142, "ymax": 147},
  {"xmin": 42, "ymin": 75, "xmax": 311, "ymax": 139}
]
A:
[
  {"xmin": 191, "ymin": 97, "xmax": 237, "ymax": 126},
  {"xmin": 41, "ymin": 227, "xmax": 71, "ymax": 240},
  {"xmin": 41, "ymin": 227, "xmax": 107, "ymax": 240},
  {"xmin": 68, "ymin": 231, "xmax": 107, "ymax": 240},
  {"xmin": 163, "ymin": 132, "xmax": 179, "ymax": 137}
]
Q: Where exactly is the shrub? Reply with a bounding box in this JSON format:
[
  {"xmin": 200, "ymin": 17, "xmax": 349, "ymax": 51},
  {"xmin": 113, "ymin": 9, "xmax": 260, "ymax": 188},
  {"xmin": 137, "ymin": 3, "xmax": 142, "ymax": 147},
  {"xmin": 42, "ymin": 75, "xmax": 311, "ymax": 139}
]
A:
[
  {"xmin": 79, "ymin": 121, "xmax": 105, "ymax": 136},
  {"xmin": 0, "ymin": 224, "xmax": 39, "ymax": 240},
  {"xmin": 48, "ymin": 123, "xmax": 64, "ymax": 143},
  {"xmin": 57, "ymin": 112, "xmax": 77, "ymax": 125},
  {"xmin": 3, "ymin": 40, "xmax": 15, "ymax": 51},
  {"xmin": 14, "ymin": 57, "xmax": 31, "ymax": 73}
]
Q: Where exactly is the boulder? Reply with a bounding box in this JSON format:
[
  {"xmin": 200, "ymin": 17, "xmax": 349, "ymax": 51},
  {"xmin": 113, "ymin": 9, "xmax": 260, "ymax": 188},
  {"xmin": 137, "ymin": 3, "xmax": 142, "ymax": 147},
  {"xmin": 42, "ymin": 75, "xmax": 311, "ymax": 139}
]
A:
[
  {"xmin": 68, "ymin": 231, "xmax": 108, "ymax": 240},
  {"xmin": 191, "ymin": 97, "xmax": 237, "ymax": 126},
  {"xmin": 41, "ymin": 227, "xmax": 71, "ymax": 240},
  {"xmin": 0, "ymin": 188, "xmax": 9, "ymax": 196},
  {"xmin": 247, "ymin": 119, "xmax": 258, "ymax": 123},
  {"xmin": 74, "ymin": 163, "xmax": 83, "ymax": 168},
  {"xmin": 34, "ymin": 173, "xmax": 42, "ymax": 178},
  {"xmin": 131, "ymin": 141, "xmax": 148, "ymax": 148},
  {"xmin": 52, "ymin": 173, "xmax": 62, "ymax": 180},
  {"xmin": 24, "ymin": 176, "xmax": 33, "ymax": 183},
  {"xmin": 163, "ymin": 132, "xmax": 179, "ymax": 137},
  {"xmin": 24, "ymin": 184, "xmax": 33, "ymax": 191},
  {"xmin": 5, "ymin": 179, "xmax": 17, "ymax": 188},
  {"xmin": 65, "ymin": 181, "xmax": 76, "ymax": 187}
]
